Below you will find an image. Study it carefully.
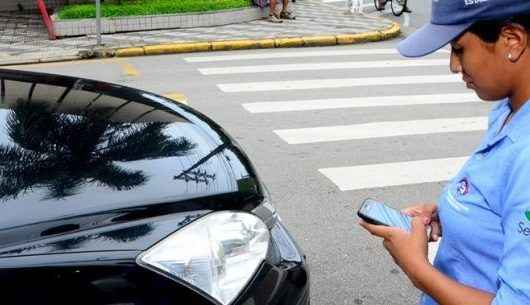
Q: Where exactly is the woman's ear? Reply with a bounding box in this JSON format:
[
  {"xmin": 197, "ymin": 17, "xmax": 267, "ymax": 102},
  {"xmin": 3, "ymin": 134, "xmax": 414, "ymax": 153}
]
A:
[{"xmin": 500, "ymin": 23, "xmax": 528, "ymax": 62}]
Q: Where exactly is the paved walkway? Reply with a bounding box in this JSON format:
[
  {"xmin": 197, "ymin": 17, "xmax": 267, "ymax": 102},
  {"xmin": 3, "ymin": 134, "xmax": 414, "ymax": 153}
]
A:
[{"xmin": 0, "ymin": 0, "xmax": 396, "ymax": 65}]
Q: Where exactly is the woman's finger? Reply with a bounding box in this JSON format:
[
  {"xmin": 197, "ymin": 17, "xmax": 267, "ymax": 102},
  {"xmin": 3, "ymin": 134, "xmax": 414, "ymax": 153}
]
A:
[
  {"xmin": 401, "ymin": 204, "xmax": 437, "ymax": 217},
  {"xmin": 402, "ymin": 207, "xmax": 422, "ymax": 216},
  {"xmin": 411, "ymin": 217, "xmax": 428, "ymax": 236},
  {"xmin": 359, "ymin": 220, "xmax": 395, "ymax": 239},
  {"xmin": 423, "ymin": 204, "xmax": 438, "ymax": 214}
]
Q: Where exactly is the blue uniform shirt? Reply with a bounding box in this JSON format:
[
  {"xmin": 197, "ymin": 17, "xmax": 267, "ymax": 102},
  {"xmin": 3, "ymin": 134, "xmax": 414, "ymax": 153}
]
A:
[{"xmin": 421, "ymin": 98, "xmax": 530, "ymax": 305}]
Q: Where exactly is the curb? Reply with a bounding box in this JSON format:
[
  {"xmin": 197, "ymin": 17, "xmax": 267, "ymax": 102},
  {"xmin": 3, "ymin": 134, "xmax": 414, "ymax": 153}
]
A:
[
  {"xmin": 0, "ymin": 21, "xmax": 400, "ymax": 66},
  {"xmin": 0, "ymin": 55, "xmax": 83, "ymax": 66},
  {"xmin": 106, "ymin": 21, "xmax": 400, "ymax": 58}
]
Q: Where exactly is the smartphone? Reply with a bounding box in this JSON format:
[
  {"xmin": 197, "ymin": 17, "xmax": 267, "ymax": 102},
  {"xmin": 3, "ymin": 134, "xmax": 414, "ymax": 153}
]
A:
[{"xmin": 357, "ymin": 198, "xmax": 412, "ymax": 232}]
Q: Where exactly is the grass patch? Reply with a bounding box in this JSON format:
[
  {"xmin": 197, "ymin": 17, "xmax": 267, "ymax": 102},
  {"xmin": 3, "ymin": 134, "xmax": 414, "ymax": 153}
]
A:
[{"xmin": 57, "ymin": 0, "xmax": 253, "ymax": 19}]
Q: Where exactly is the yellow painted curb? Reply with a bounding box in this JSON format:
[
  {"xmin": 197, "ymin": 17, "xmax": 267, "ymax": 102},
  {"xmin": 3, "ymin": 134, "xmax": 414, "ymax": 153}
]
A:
[
  {"xmin": 379, "ymin": 22, "xmax": 401, "ymax": 40},
  {"xmin": 212, "ymin": 39, "xmax": 259, "ymax": 51},
  {"xmin": 211, "ymin": 39, "xmax": 275, "ymax": 50},
  {"xmin": 115, "ymin": 47, "xmax": 145, "ymax": 57},
  {"xmin": 336, "ymin": 22, "xmax": 400, "ymax": 44},
  {"xmin": 302, "ymin": 35, "xmax": 337, "ymax": 47},
  {"xmin": 337, "ymin": 31, "xmax": 379, "ymax": 44},
  {"xmin": 112, "ymin": 21, "xmax": 400, "ymax": 58},
  {"xmin": 256, "ymin": 39, "xmax": 275, "ymax": 48},
  {"xmin": 274, "ymin": 37, "xmax": 304, "ymax": 48},
  {"xmin": 144, "ymin": 42, "xmax": 211, "ymax": 55}
]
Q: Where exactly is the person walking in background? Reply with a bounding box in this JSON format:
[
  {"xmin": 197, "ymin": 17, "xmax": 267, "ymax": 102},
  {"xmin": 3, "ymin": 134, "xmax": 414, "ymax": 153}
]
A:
[
  {"xmin": 268, "ymin": 0, "xmax": 295, "ymax": 23},
  {"xmin": 346, "ymin": 0, "xmax": 361, "ymax": 14},
  {"xmin": 360, "ymin": 0, "xmax": 530, "ymax": 304}
]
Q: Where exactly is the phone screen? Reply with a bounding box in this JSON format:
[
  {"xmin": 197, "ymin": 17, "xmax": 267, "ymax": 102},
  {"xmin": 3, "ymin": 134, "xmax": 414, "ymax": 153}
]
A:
[{"xmin": 358, "ymin": 199, "xmax": 412, "ymax": 231}]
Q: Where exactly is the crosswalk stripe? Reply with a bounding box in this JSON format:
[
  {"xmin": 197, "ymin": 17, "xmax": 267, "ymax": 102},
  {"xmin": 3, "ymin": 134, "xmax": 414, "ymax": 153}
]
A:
[
  {"xmin": 218, "ymin": 74, "xmax": 462, "ymax": 92},
  {"xmin": 184, "ymin": 49, "xmax": 448, "ymax": 63},
  {"xmin": 243, "ymin": 93, "xmax": 480, "ymax": 113},
  {"xmin": 319, "ymin": 157, "xmax": 468, "ymax": 191},
  {"xmin": 198, "ymin": 59, "xmax": 448, "ymax": 75},
  {"xmin": 274, "ymin": 117, "xmax": 487, "ymax": 144}
]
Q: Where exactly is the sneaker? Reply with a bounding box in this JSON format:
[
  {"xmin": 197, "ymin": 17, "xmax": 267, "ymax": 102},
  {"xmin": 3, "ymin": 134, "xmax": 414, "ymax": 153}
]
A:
[
  {"xmin": 267, "ymin": 14, "xmax": 283, "ymax": 23},
  {"xmin": 279, "ymin": 11, "xmax": 296, "ymax": 20}
]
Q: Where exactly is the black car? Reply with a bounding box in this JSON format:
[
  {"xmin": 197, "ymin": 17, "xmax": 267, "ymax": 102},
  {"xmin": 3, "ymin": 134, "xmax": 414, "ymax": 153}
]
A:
[{"xmin": 0, "ymin": 69, "xmax": 309, "ymax": 305}]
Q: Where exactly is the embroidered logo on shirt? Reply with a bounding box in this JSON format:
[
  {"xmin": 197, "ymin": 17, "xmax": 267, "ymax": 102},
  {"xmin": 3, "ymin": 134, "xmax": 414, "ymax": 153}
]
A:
[
  {"xmin": 517, "ymin": 211, "xmax": 530, "ymax": 236},
  {"xmin": 456, "ymin": 178, "xmax": 469, "ymax": 196}
]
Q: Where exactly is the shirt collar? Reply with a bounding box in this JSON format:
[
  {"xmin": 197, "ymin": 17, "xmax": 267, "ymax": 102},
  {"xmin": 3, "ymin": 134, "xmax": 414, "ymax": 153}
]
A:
[
  {"xmin": 476, "ymin": 97, "xmax": 530, "ymax": 152},
  {"xmin": 503, "ymin": 97, "xmax": 530, "ymax": 143}
]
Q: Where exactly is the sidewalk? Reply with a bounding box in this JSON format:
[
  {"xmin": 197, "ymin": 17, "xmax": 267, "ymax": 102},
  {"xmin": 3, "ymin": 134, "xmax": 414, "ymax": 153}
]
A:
[{"xmin": 0, "ymin": 0, "xmax": 399, "ymax": 65}]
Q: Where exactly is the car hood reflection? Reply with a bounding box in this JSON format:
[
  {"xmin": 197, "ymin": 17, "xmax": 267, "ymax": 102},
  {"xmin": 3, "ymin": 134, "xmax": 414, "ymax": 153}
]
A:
[{"xmin": 0, "ymin": 70, "xmax": 262, "ymax": 244}]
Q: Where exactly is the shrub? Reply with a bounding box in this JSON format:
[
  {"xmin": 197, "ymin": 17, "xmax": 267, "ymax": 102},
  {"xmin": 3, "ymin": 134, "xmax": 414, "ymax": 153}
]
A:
[{"xmin": 58, "ymin": 0, "xmax": 253, "ymax": 19}]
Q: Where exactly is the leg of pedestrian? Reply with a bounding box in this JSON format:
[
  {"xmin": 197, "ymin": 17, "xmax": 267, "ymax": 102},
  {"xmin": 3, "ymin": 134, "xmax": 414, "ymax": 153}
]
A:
[
  {"xmin": 268, "ymin": 0, "xmax": 283, "ymax": 22},
  {"xmin": 280, "ymin": 0, "xmax": 296, "ymax": 19},
  {"xmin": 345, "ymin": 0, "xmax": 361, "ymax": 14},
  {"xmin": 345, "ymin": 0, "xmax": 353, "ymax": 14}
]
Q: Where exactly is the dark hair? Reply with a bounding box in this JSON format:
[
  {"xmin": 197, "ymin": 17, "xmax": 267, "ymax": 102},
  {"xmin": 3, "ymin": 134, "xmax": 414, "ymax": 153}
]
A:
[{"xmin": 468, "ymin": 14, "xmax": 530, "ymax": 43}]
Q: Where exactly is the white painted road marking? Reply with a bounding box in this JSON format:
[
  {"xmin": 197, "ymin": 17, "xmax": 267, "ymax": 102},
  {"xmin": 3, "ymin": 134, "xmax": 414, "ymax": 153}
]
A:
[
  {"xmin": 198, "ymin": 59, "xmax": 448, "ymax": 75},
  {"xmin": 319, "ymin": 157, "xmax": 468, "ymax": 191},
  {"xmin": 274, "ymin": 117, "xmax": 487, "ymax": 144},
  {"xmin": 218, "ymin": 74, "xmax": 462, "ymax": 92},
  {"xmin": 243, "ymin": 93, "xmax": 480, "ymax": 113},
  {"xmin": 184, "ymin": 49, "xmax": 448, "ymax": 63}
]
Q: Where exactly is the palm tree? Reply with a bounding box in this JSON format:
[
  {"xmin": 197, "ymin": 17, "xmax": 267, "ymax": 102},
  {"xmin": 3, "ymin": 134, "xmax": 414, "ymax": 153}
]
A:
[{"xmin": 0, "ymin": 102, "xmax": 196, "ymax": 200}]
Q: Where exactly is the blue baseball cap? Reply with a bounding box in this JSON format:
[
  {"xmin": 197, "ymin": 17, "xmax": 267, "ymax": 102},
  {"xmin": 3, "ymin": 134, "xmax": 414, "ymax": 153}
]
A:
[{"xmin": 397, "ymin": 0, "xmax": 530, "ymax": 58}]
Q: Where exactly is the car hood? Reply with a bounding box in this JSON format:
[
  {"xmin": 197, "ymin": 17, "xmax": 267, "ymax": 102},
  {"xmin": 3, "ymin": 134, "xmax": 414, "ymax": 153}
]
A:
[{"xmin": 0, "ymin": 69, "xmax": 263, "ymax": 253}]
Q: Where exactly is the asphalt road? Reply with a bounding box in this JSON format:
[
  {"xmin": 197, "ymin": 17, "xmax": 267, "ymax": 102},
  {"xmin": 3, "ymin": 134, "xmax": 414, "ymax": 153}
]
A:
[{"xmin": 8, "ymin": 5, "xmax": 494, "ymax": 305}]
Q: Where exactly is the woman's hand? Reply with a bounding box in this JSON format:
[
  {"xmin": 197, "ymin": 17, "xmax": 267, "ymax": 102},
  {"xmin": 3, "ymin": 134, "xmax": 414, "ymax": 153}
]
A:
[
  {"xmin": 359, "ymin": 217, "xmax": 431, "ymax": 289},
  {"xmin": 402, "ymin": 204, "xmax": 441, "ymax": 242},
  {"xmin": 360, "ymin": 218, "xmax": 495, "ymax": 305}
]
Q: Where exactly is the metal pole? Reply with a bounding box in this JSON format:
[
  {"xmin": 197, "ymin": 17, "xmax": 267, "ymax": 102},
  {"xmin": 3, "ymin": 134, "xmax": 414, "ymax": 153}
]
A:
[{"xmin": 96, "ymin": 0, "xmax": 102, "ymax": 46}]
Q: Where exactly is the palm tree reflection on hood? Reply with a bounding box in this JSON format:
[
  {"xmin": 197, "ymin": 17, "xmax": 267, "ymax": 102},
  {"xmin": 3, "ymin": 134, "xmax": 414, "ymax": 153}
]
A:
[
  {"xmin": 0, "ymin": 102, "xmax": 196, "ymax": 200},
  {"xmin": 51, "ymin": 224, "xmax": 156, "ymax": 252}
]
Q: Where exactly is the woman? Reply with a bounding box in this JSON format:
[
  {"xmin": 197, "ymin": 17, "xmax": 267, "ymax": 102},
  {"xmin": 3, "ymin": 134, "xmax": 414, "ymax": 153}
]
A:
[{"xmin": 360, "ymin": 1, "xmax": 530, "ymax": 305}]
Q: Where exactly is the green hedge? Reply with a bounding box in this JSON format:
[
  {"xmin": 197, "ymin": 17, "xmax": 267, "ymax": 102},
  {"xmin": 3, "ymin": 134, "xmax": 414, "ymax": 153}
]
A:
[{"xmin": 58, "ymin": 0, "xmax": 253, "ymax": 19}]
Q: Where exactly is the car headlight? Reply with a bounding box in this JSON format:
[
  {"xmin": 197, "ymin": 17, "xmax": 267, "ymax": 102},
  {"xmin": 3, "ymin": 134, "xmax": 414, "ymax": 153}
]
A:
[{"xmin": 137, "ymin": 211, "xmax": 270, "ymax": 305}]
